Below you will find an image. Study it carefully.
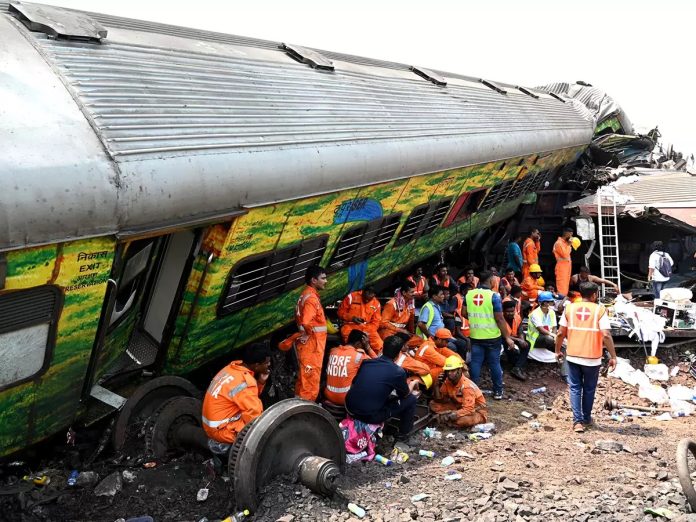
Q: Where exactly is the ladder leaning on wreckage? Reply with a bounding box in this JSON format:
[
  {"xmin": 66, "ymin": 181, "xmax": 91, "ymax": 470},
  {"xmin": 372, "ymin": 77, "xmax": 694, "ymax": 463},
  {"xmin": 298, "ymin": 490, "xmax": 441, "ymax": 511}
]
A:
[{"xmin": 0, "ymin": 0, "xmax": 596, "ymax": 457}]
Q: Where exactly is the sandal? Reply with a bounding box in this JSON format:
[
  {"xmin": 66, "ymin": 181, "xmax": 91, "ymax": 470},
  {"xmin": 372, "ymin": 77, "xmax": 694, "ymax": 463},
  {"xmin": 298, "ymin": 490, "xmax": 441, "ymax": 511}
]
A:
[{"xmin": 573, "ymin": 423, "xmax": 585, "ymax": 433}]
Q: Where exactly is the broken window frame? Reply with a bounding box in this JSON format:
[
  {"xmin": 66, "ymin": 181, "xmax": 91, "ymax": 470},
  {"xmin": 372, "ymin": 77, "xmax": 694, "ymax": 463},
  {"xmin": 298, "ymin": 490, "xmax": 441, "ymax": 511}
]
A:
[
  {"xmin": 327, "ymin": 214, "xmax": 402, "ymax": 271},
  {"xmin": 395, "ymin": 199, "xmax": 452, "ymax": 245}
]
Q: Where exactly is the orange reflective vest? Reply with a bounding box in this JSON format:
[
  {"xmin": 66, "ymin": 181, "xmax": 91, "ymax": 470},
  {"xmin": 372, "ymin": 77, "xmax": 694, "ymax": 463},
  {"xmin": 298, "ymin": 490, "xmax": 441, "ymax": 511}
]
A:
[
  {"xmin": 564, "ymin": 301, "xmax": 606, "ymax": 359},
  {"xmin": 432, "ymin": 274, "xmax": 454, "ymax": 289},
  {"xmin": 408, "ymin": 275, "xmax": 427, "ymax": 297},
  {"xmin": 490, "ymin": 276, "xmax": 500, "ymax": 293},
  {"xmin": 457, "ymin": 275, "xmax": 479, "ymax": 288},
  {"xmin": 338, "ymin": 291, "xmax": 381, "ymax": 332},
  {"xmin": 202, "ymin": 361, "xmax": 263, "ymax": 444},
  {"xmin": 379, "ymin": 297, "xmax": 412, "ymax": 338},
  {"xmin": 505, "ymin": 312, "xmax": 522, "ymax": 337},
  {"xmin": 324, "ymin": 345, "xmax": 370, "ymax": 405}
]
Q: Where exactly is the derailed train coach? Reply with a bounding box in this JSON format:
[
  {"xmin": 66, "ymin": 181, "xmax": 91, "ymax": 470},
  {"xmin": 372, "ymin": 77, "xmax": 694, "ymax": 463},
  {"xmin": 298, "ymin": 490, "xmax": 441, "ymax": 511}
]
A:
[{"xmin": 0, "ymin": 0, "xmax": 595, "ymax": 457}]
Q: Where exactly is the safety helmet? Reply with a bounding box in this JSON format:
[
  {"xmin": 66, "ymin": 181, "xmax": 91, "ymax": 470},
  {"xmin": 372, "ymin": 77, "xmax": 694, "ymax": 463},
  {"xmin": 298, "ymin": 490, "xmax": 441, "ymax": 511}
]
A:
[
  {"xmin": 537, "ymin": 291, "xmax": 555, "ymax": 303},
  {"xmin": 435, "ymin": 328, "xmax": 453, "ymax": 339},
  {"xmin": 571, "ymin": 237, "xmax": 581, "ymax": 251},
  {"xmin": 529, "ymin": 263, "xmax": 542, "ymax": 273},
  {"xmin": 443, "ymin": 355, "xmax": 464, "ymax": 371},
  {"xmin": 420, "ymin": 373, "xmax": 433, "ymax": 389}
]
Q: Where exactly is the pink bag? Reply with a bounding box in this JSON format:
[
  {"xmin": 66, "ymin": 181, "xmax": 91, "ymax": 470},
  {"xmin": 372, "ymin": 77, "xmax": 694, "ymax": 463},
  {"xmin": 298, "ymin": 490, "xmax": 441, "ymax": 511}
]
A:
[{"xmin": 339, "ymin": 416, "xmax": 383, "ymax": 463}]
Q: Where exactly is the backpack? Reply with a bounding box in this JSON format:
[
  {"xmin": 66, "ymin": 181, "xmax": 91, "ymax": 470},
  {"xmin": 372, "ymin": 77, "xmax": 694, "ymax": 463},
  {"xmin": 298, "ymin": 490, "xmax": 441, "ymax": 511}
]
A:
[{"xmin": 657, "ymin": 252, "xmax": 672, "ymax": 278}]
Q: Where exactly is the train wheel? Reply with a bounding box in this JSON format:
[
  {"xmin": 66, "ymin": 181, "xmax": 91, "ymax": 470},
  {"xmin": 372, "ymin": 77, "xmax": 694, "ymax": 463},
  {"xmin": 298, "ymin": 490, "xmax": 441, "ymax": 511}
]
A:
[
  {"xmin": 113, "ymin": 376, "xmax": 201, "ymax": 452},
  {"xmin": 677, "ymin": 438, "xmax": 696, "ymax": 511},
  {"xmin": 146, "ymin": 396, "xmax": 207, "ymax": 458}
]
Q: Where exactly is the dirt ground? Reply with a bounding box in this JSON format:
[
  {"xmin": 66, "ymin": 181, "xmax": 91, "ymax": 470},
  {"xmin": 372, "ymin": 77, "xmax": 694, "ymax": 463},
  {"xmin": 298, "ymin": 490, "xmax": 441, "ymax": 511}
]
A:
[{"xmin": 2, "ymin": 343, "xmax": 696, "ymax": 522}]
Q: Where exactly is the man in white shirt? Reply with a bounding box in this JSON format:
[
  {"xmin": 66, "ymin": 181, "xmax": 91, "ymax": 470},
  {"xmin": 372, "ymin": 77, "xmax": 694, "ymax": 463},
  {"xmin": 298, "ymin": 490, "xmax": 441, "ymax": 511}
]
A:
[{"xmin": 647, "ymin": 241, "xmax": 674, "ymax": 299}]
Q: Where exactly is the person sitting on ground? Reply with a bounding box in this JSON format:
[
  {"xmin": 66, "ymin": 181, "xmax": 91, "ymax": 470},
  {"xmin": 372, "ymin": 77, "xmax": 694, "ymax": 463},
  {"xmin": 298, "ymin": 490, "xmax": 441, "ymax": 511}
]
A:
[
  {"xmin": 457, "ymin": 266, "xmax": 479, "ymax": 288},
  {"xmin": 500, "ymin": 267, "xmax": 520, "ymax": 294},
  {"xmin": 392, "ymin": 332, "xmax": 435, "ymax": 389},
  {"xmin": 324, "ymin": 330, "xmax": 375, "ymax": 406},
  {"xmin": 502, "ymin": 300, "xmax": 529, "ymax": 381},
  {"xmin": 546, "ymin": 284, "xmax": 563, "ymax": 300},
  {"xmin": 430, "ymin": 263, "xmax": 457, "ymax": 290},
  {"xmin": 413, "ymin": 328, "xmax": 464, "ymax": 382},
  {"xmin": 202, "ymin": 343, "xmax": 271, "ymax": 454},
  {"xmin": 346, "ymin": 335, "xmax": 418, "ymax": 442},
  {"xmin": 505, "ymin": 284, "xmax": 524, "ymax": 316},
  {"xmin": 521, "ymin": 264, "xmax": 545, "ymax": 303},
  {"xmin": 440, "ymin": 286, "xmax": 458, "ymax": 333},
  {"xmin": 430, "ymin": 356, "xmax": 488, "ymax": 428},
  {"xmin": 526, "ymin": 291, "xmax": 559, "ymax": 365},
  {"xmin": 338, "ymin": 285, "xmax": 383, "ymax": 353},
  {"xmin": 407, "ymin": 267, "xmax": 429, "ymax": 307},
  {"xmin": 379, "ymin": 281, "xmax": 417, "ymax": 341},
  {"xmin": 569, "ymin": 266, "xmax": 620, "ymax": 295}
]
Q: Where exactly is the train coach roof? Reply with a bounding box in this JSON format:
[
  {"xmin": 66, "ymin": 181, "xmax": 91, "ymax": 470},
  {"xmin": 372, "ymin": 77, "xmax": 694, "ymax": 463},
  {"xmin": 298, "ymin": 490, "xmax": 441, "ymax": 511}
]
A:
[{"xmin": 0, "ymin": 1, "xmax": 595, "ymax": 251}]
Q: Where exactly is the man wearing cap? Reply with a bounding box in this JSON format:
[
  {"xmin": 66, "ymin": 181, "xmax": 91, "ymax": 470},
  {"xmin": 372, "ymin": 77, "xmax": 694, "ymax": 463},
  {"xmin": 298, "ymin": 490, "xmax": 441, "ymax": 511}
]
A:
[
  {"xmin": 555, "ymin": 282, "xmax": 617, "ymax": 433},
  {"xmin": 462, "ymin": 270, "xmax": 515, "ymax": 400},
  {"xmin": 413, "ymin": 328, "xmax": 464, "ymax": 381},
  {"xmin": 202, "ymin": 343, "xmax": 271, "ymax": 454},
  {"xmin": 553, "ymin": 227, "xmax": 574, "ymax": 296},
  {"xmin": 430, "ymin": 356, "xmax": 488, "ymax": 428},
  {"xmin": 521, "ymin": 264, "xmax": 545, "ymax": 302},
  {"xmin": 324, "ymin": 330, "xmax": 376, "ymax": 406}
]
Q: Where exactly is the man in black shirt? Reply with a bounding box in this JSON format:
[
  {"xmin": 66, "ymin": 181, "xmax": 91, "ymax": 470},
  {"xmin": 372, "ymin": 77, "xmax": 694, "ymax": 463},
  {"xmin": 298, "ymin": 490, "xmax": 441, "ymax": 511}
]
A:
[{"xmin": 345, "ymin": 335, "xmax": 418, "ymax": 440}]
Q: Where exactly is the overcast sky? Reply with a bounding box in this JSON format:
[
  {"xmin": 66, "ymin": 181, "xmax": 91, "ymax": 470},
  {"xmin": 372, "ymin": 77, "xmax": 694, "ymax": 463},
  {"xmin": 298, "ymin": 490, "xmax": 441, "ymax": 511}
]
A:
[{"xmin": 42, "ymin": 0, "xmax": 696, "ymax": 156}]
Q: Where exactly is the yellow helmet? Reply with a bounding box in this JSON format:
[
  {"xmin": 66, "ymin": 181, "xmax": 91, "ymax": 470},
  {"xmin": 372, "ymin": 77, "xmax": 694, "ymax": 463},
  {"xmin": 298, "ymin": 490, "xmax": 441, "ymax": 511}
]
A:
[
  {"xmin": 443, "ymin": 355, "xmax": 464, "ymax": 371},
  {"xmin": 529, "ymin": 263, "xmax": 542, "ymax": 273},
  {"xmin": 571, "ymin": 237, "xmax": 581, "ymax": 251},
  {"xmin": 420, "ymin": 373, "xmax": 433, "ymax": 389},
  {"xmin": 326, "ymin": 320, "xmax": 338, "ymax": 335}
]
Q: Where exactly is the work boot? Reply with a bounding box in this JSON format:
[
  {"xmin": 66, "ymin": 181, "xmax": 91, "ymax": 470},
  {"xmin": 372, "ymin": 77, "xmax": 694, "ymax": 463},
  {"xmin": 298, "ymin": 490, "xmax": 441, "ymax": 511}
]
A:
[{"xmin": 510, "ymin": 367, "xmax": 527, "ymax": 381}]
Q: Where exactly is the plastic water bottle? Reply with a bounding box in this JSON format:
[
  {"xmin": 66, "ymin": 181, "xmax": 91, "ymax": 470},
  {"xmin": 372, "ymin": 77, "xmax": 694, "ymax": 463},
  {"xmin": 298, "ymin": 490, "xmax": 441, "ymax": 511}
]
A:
[
  {"xmin": 418, "ymin": 449, "xmax": 435, "ymax": 458},
  {"xmin": 531, "ymin": 387, "xmax": 546, "ymax": 394},
  {"xmin": 347, "ymin": 503, "xmax": 366, "ymax": 518},
  {"xmin": 374, "ymin": 454, "xmax": 392, "ymax": 466},
  {"xmin": 471, "ymin": 423, "xmax": 495, "ymax": 433},
  {"xmin": 67, "ymin": 470, "xmax": 79, "ymax": 486}
]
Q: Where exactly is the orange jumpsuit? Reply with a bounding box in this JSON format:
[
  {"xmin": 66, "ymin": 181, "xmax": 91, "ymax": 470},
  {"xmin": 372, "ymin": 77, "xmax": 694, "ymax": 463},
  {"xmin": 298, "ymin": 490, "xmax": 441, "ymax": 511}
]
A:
[
  {"xmin": 521, "ymin": 275, "xmax": 544, "ymax": 302},
  {"xmin": 202, "ymin": 361, "xmax": 263, "ymax": 444},
  {"xmin": 338, "ymin": 291, "xmax": 383, "ymax": 352},
  {"xmin": 414, "ymin": 340, "xmax": 461, "ymax": 381},
  {"xmin": 553, "ymin": 237, "xmax": 572, "ymax": 296},
  {"xmin": 394, "ymin": 351, "xmax": 431, "ymax": 378},
  {"xmin": 295, "ymin": 285, "xmax": 327, "ymax": 401},
  {"xmin": 522, "ymin": 237, "xmax": 541, "ymax": 280},
  {"xmin": 324, "ymin": 344, "xmax": 370, "ymax": 406},
  {"xmin": 430, "ymin": 374, "xmax": 488, "ymax": 428},
  {"xmin": 379, "ymin": 297, "xmax": 414, "ymax": 340}
]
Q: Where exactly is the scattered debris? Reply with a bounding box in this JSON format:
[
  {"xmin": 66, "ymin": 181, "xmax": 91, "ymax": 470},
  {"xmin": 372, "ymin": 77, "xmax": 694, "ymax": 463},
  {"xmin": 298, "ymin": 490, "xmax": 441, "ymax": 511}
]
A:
[
  {"xmin": 594, "ymin": 440, "xmax": 625, "ymax": 452},
  {"xmin": 93, "ymin": 472, "xmax": 123, "ymax": 497}
]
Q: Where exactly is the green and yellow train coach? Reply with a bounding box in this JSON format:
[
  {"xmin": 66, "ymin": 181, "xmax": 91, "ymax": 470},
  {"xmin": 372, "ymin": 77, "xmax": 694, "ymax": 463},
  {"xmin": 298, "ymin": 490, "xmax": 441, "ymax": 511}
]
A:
[{"xmin": 0, "ymin": 1, "xmax": 595, "ymax": 456}]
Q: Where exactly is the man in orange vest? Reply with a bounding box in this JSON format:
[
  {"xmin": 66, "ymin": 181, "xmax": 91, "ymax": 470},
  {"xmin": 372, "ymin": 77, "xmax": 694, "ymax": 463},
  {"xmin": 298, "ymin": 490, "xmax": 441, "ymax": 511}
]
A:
[
  {"xmin": 522, "ymin": 227, "xmax": 541, "ymax": 280},
  {"xmin": 555, "ymin": 281, "xmax": 617, "ymax": 433},
  {"xmin": 431, "ymin": 263, "xmax": 457, "ymax": 290},
  {"xmin": 414, "ymin": 328, "xmax": 463, "ymax": 381},
  {"xmin": 502, "ymin": 300, "xmax": 529, "ymax": 381},
  {"xmin": 295, "ymin": 265, "xmax": 328, "ymax": 401},
  {"xmin": 521, "ymin": 264, "xmax": 545, "ymax": 302},
  {"xmin": 202, "ymin": 343, "xmax": 271, "ymax": 454},
  {"xmin": 500, "ymin": 268, "xmax": 520, "ymax": 294},
  {"xmin": 379, "ymin": 282, "xmax": 416, "ymax": 341},
  {"xmin": 431, "ymin": 356, "xmax": 488, "ymax": 428},
  {"xmin": 457, "ymin": 267, "xmax": 479, "ymax": 289},
  {"xmin": 407, "ymin": 267, "xmax": 429, "ymax": 307},
  {"xmin": 324, "ymin": 330, "xmax": 375, "ymax": 406},
  {"xmin": 553, "ymin": 227, "xmax": 574, "ymax": 296},
  {"xmin": 338, "ymin": 286, "xmax": 383, "ymax": 352}
]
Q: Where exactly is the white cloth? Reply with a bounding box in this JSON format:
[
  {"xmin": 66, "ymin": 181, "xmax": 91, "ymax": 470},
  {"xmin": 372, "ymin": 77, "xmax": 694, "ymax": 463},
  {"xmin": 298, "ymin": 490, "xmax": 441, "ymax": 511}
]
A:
[
  {"xmin": 559, "ymin": 306, "xmax": 611, "ymax": 366},
  {"xmin": 648, "ymin": 251, "xmax": 673, "ymax": 282}
]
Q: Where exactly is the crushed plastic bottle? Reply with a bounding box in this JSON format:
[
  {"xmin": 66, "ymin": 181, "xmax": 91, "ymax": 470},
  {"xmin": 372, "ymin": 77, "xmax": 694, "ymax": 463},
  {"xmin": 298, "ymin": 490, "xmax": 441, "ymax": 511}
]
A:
[
  {"xmin": 221, "ymin": 510, "xmax": 250, "ymax": 522},
  {"xmin": 390, "ymin": 447, "xmax": 409, "ymax": 464},
  {"xmin": 470, "ymin": 423, "xmax": 495, "ymax": 433},
  {"xmin": 411, "ymin": 493, "xmax": 429, "ymax": 502},
  {"xmin": 423, "ymin": 427, "xmax": 442, "ymax": 439},
  {"xmin": 441, "ymin": 456, "xmax": 455, "ymax": 466},
  {"xmin": 347, "ymin": 503, "xmax": 366, "ymax": 518},
  {"xmin": 418, "ymin": 449, "xmax": 435, "ymax": 458},
  {"xmin": 67, "ymin": 470, "xmax": 79, "ymax": 486},
  {"xmin": 610, "ymin": 414, "xmax": 624, "ymax": 422},
  {"xmin": 374, "ymin": 454, "xmax": 392, "ymax": 466},
  {"xmin": 196, "ymin": 487, "xmax": 209, "ymax": 501},
  {"xmin": 444, "ymin": 473, "xmax": 462, "ymax": 481},
  {"xmin": 468, "ymin": 432, "xmax": 493, "ymax": 441},
  {"xmin": 530, "ymin": 387, "xmax": 547, "ymax": 394},
  {"xmin": 346, "ymin": 451, "xmax": 368, "ymax": 464},
  {"xmin": 529, "ymin": 421, "xmax": 541, "ymax": 430}
]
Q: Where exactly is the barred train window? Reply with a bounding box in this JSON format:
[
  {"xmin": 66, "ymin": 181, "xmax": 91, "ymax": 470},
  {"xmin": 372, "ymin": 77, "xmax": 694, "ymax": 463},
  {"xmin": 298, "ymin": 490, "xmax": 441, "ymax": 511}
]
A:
[
  {"xmin": 328, "ymin": 214, "xmax": 402, "ymax": 271},
  {"xmin": 0, "ymin": 286, "xmax": 62, "ymax": 389},
  {"xmin": 219, "ymin": 235, "xmax": 328, "ymax": 315},
  {"xmin": 478, "ymin": 179, "xmax": 515, "ymax": 211},
  {"xmin": 394, "ymin": 200, "xmax": 452, "ymax": 246}
]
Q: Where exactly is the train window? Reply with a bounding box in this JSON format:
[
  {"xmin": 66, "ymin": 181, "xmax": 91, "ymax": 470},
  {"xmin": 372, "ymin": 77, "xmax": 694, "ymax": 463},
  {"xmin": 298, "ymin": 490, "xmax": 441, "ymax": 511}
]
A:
[
  {"xmin": 395, "ymin": 199, "xmax": 452, "ymax": 245},
  {"xmin": 443, "ymin": 190, "xmax": 486, "ymax": 226},
  {"xmin": 529, "ymin": 170, "xmax": 551, "ymax": 192},
  {"xmin": 219, "ymin": 235, "xmax": 328, "ymax": 315},
  {"xmin": 328, "ymin": 214, "xmax": 402, "ymax": 271},
  {"xmin": 479, "ymin": 180, "xmax": 515, "ymax": 210},
  {"xmin": 0, "ymin": 286, "xmax": 62, "ymax": 390},
  {"xmin": 109, "ymin": 240, "xmax": 154, "ymax": 327}
]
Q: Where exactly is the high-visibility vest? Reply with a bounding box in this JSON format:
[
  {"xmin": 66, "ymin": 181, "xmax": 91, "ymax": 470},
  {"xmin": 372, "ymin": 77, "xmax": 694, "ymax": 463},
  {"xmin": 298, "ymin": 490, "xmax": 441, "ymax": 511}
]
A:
[
  {"xmin": 408, "ymin": 275, "xmax": 427, "ymax": 295},
  {"xmin": 506, "ymin": 312, "xmax": 522, "ymax": 337},
  {"xmin": 433, "ymin": 274, "xmax": 452, "ymax": 288},
  {"xmin": 526, "ymin": 307, "xmax": 556, "ymax": 349},
  {"xmin": 565, "ymin": 301, "xmax": 606, "ymax": 359},
  {"xmin": 419, "ymin": 301, "xmax": 438, "ymax": 339},
  {"xmin": 457, "ymin": 275, "xmax": 479, "ymax": 288},
  {"xmin": 324, "ymin": 345, "xmax": 368, "ymax": 405},
  {"xmin": 465, "ymin": 289, "xmax": 500, "ymax": 340},
  {"xmin": 453, "ymin": 293, "xmax": 463, "ymax": 318}
]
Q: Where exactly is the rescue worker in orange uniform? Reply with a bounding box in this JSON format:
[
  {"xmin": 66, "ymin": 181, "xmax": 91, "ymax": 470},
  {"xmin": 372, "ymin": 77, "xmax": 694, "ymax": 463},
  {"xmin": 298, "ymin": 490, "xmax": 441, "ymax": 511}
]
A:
[
  {"xmin": 391, "ymin": 332, "xmax": 434, "ymax": 390},
  {"xmin": 522, "ymin": 227, "xmax": 541, "ymax": 280},
  {"xmin": 379, "ymin": 282, "xmax": 416, "ymax": 341},
  {"xmin": 553, "ymin": 227, "xmax": 574, "ymax": 296},
  {"xmin": 555, "ymin": 281, "xmax": 617, "ymax": 433},
  {"xmin": 407, "ymin": 267, "xmax": 429, "ymax": 307},
  {"xmin": 457, "ymin": 267, "xmax": 479, "ymax": 289},
  {"xmin": 500, "ymin": 268, "xmax": 520, "ymax": 294},
  {"xmin": 431, "ymin": 263, "xmax": 457, "ymax": 290},
  {"xmin": 430, "ymin": 356, "xmax": 488, "ymax": 428},
  {"xmin": 295, "ymin": 265, "xmax": 328, "ymax": 401},
  {"xmin": 521, "ymin": 264, "xmax": 545, "ymax": 303},
  {"xmin": 202, "ymin": 343, "xmax": 271, "ymax": 453},
  {"xmin": 324, "ymin": 330, "xmax": 375, "ymax": 406},
  {"xmin": 338, "ymin": 286, "xmax": 383, "ymax": 352},
  {"xmin": 414, "ymin": 328, "xmax": 464, "ymax": 381}
]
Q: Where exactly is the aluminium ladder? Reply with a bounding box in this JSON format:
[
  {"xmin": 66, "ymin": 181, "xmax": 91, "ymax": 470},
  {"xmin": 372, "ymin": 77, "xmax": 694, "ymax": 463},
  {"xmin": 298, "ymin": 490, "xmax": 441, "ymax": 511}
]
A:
[{"xmin": 596, "ymin": 187, "xmax": 622, "ymax": 297}]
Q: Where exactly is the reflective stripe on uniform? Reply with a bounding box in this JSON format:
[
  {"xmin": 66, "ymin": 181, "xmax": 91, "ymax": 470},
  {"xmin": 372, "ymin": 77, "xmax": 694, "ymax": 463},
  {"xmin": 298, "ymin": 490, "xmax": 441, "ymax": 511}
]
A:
[
  {"xmin": 202, "ymin": 413, "xmax": 242, "ymax": 428},
  {"xmin": 326, "ymin": 384, "xmax": 351, "ymax": 394},
  {"xmin": 298, "ymin": 325, "xmax": 328, "ymax": 333},
  {"xmin": 390, "ymin": 322, "xmax": 407, "ymax": 328},
  {"xmin": 227, "ymin": 382, "xmax": 248, "ymax": 398}
]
